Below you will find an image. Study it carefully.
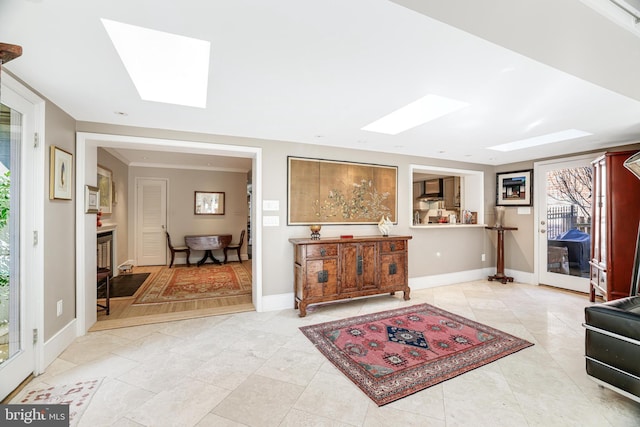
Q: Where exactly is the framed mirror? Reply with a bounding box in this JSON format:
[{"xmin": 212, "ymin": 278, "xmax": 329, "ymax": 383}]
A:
[{"xmin": 194, "ymin": 191, "xmax": 225, "ymax": 215}]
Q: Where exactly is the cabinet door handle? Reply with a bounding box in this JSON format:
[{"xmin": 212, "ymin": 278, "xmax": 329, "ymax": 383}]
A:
[
  {"xmin": 389, "ymin": 263, "xmax": 397, "ymax": 275},
  {"xmin": 320, "ymin": 248, "xmax": 326, "ymax": 257},
  {"xmin": 317, "ymin": 270, "xmax": 328, "ymax": 283},
  {"xmin": 357, "ymin": 255, "xmax": 363, "ymax": 275}
]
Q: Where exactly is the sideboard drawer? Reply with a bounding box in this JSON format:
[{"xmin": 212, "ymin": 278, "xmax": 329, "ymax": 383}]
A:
[
  {"xmin": 306, "ymin": 244, "xmax": 338, "ymax": 258},
  {"xmin": 380, "ymin": 240, "xmax": 405, "ymax": 253}
]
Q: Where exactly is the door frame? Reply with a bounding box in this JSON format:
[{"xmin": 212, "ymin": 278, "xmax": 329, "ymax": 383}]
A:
[
  {"xmin": 533, "ymin": 153, "xmax": 597, "ymax": 292},
  {"xmin": 0, "ymin": 73, "xmax": 45, "ymax": 398},
  {"xmin": 75, "ymin": 132, "xmax": 262, "ymax": 335}
]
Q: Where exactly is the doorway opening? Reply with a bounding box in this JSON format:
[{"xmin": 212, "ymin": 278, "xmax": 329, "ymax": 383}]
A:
[{"xmin": 75, "ymin": 132, "xmax": 262, "ymax": 334}]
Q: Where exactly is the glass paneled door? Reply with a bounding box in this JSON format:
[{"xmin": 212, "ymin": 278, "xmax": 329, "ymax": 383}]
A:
[
  {"xmin": 0, "ymin": 78, "xmax": 39, "ymax": 401},
  {"xmin": 535, "ymin": 156, "xmax": 593, "ymax": 293}
]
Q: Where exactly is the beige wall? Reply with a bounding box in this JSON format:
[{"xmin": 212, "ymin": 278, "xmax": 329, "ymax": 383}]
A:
[
  {"xmin": 128, "ymin": 167, "xmax": 248, "ymax": 265},
  {"xmin": 36, "ymin": 118, "xmax": 637, "ymax": 340},
  {"xmin": 96, "ymin": 148, "xmax": 129, "ymax": 266},
  {"xmin": 76, "ymin": 121, "xmax": 498, "ymax": 296},
  {"xmin": 44, "ymin": 102, "xmax": 76, "ymax": 341}
]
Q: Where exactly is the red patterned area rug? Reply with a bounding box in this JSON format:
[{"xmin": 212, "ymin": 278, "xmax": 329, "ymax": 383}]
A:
[
  {"xmin": 300, "ymin": 304, "xmax": 533, "ymax": 406},
  {"xmin": 133, "ymin": 263, "xmax": 252, "ymax": 305},
  {"xmin": 16, "ymin": 379, "xmax": 103, "ymax": 426}
]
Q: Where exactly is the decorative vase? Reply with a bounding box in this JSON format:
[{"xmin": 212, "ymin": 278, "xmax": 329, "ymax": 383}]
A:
[
  {"xmin": 378, "ymin": 215, "xmax": 392, "ymax": 236},
  {"xmin": 309, "ymin": 224, "xmax": 321, "ymax": 240},
  {"xmin": 494, "ymin": 206, "xmax": 505, "ymax": 228}
]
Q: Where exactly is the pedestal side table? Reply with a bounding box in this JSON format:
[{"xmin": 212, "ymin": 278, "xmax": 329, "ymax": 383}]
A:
[{"xmin": 485, "ymin": 226, "xmax": 518, "ymax": 284}]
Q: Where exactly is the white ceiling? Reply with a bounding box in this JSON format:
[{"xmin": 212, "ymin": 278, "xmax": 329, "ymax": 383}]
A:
[{"xmin": 2, "ymin": 0, "xmax": 640, "ymax": 166}]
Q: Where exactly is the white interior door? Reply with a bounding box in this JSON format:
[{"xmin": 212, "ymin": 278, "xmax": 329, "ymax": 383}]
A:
[
  {"xmin": 0, "ymin": 80, "xmax": 41, "ymax": 400},
  {"xmin": 136, "ymin": 178, "xmax": 167, "ymax": 266},
  {"xmin": 535, "ymin": 155, "xmax": 593, "ymax": 293}
]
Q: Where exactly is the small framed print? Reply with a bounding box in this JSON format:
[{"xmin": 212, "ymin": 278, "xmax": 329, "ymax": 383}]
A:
[
  {"xmin": 97, "ymin": 164, "xmax": 113, "ymax": 214},
  {"xmin": 194, "ymin": 191, "xmax": 225, "ymax": 215},
  {"xmin": 85, "ymin": 185, "xmax": 100, "ymax": 213},
  {"xmin": 49, "ymin": 145, "xmax": 73, "ymax": 200},
  {"xmin": 496, "ymin": 169, "xmax": 533, "ymax": 206}
]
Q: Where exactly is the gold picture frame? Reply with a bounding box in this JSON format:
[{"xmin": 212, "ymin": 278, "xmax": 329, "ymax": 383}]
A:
[
  {"xmin": 287, "ymin": 156, "xmax": 398, "ymax": 225},
  {"xmin": 49, "ymin": 145, "xmax": 73, "ymax": 200},
  {"xmin": 97, "ymin": 164, "xmax": 113, "ymax": 214}
]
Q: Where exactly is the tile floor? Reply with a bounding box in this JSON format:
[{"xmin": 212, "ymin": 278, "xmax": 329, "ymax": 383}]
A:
[{"xmin": 13, "ymin": 280, "xmax": 640, "ymax": 426}]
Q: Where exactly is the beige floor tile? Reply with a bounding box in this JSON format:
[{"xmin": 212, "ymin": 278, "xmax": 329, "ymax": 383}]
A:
[
  {"xmin": 279, "ymin": 408, "xmax": 355, "ymax": 427},
  {"xmin": 125, "ymin": 379, "xmax": 230, "ymax": 427},
  {"xmin": 195, "ymin": 413, "xmax": 248, "ymax": 427},
  {"xmin": 117, "ymin": 351, "xmax": 202, "ymax": 393},
  {"xmin": 254, "ymin": 347, "xmax": 326, "ymax": 386},
  {"xmin": 78, "ymin": 378, "xmax": 155, "ymax": 427},
  {"xmin": 293, "ymin": 371, "xmax": 371, "ymax": 426},
  {"xmin": 212, "ymin": 374, "xmax": 305, "ymax": 427},
  {"xmin": 24, "ymin": 281, "xmax": 640, "ymax": 426},
  {"xmin": 191, "ymin": 349, "xmax": 267, "ymax": 390},
  {"xmin": 363, "ymin": 404, "xmax": 446, "ymax": 427}
]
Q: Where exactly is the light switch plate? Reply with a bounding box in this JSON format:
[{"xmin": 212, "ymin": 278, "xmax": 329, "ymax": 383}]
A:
[
  {"xmin": 263, "ymin": 200, "xmax": 280, "ymax": 211},
  {"xmin": 263, "ymin": 215, "xmax": 279, "ymax": 226}
]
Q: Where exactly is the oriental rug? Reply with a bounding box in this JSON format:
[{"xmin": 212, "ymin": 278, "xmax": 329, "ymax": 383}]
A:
[
  {"xmin": 300, "ymin": 304, "xmax": 533, "ymax": 406},
  {"xmin": 133, "ymin": 263, "xmax": 251, "ymax": 305},
  {"xmin": 16, "ymin": 378, "xmax": 103, "ymax": 427}
]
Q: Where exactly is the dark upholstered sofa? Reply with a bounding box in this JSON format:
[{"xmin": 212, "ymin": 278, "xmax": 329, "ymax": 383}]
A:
[{"xmin": 584, "ymin": 297, "xmax": 640, "ymax": 402}]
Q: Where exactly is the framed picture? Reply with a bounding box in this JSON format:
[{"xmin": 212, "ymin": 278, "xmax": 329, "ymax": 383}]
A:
[
  {"xmin": 85, "ymin": 185, "xmax": 100, "ymax": 213},
  {"xmin": 97, "ymin": 165, "xmax": 113, "ymax": 214},
  {"xmin": 288, "ymin": 156, "xmax": 398, "ymax": 225},
  {"xmin": 195, "ymin": 191, "xmax": 225, "ymax": 215},
  {"xmin": 496, "ymin": 169, "xmax": 533, "ymax": 206},
  {"xmin": 49, "ymin": 145, "xmax": 73, "ymax": 200}
]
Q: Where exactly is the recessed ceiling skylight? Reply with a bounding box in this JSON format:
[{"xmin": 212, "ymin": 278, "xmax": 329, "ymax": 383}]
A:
[
  {"xmin": 101, "ymin": 18, "xmax": 210, "ymax": 108},
  {"xmin": 487, "ymin": 129, "xmax": 592, "ymax": 151},
  {"xmin": 361, "ymin": 94, "xmax": 469, "ymax": 135}
]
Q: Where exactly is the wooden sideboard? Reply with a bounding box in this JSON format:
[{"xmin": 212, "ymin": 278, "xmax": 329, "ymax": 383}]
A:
[{"xmin": 289, "ymin": 235, "xmax": 412, "ymax": 317}]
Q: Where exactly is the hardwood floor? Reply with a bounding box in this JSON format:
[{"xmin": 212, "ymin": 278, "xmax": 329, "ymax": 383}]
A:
[{"xmin": 92, "ymin": 261, "xmax": 254, "ymax": 331}]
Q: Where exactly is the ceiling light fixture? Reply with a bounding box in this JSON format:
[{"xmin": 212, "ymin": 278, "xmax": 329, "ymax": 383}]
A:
[
  {"xmin": 101, "ymin": 19, "xmax": 210, "ymax": 108},
  {"xmin": 487, "ymin": 129, "xmax": 592, "ymax": 152},
  {"xmin": 361, "ymin": 94, "xmax": 469, "ymax": 135}
]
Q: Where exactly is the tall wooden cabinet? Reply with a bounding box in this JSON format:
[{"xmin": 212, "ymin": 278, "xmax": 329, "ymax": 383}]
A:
[
  {"xmin": 290, "ymin": 235, "xmax": 412, "ymax": 317},
  {"xmin": 590, "ymin": 151, "xmax": 640, "ymax": 302}
]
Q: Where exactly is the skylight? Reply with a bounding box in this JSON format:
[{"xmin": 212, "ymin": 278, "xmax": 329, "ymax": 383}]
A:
[
  {"xmin": 487, "ymin": 129, "xmax": 592, "ymax": 152},
  {"xmin": 101, "ymin": 18, "xmax": 210, "ymax": 108},
  {"xmin": 361, "ymin": 94, "xmax": 469, "ymax": 135}
]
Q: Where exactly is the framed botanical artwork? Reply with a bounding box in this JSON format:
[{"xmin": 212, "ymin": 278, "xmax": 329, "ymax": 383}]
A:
[
  {"xmin": 97, "ymin": 165, "xmax": 113, "ymax": 214},
  {"xmin": 85, "ymin": 185, "xmax": 100, "ymax": 213},
  {"xmin": 496, "ymin": 169, "xmax": 533, "ymax": 206},
  {"xmin": 287, "ymin": 156, "xmax": 398, "ymax": 225},
  {"xmin": 194, "ymin": 191, "xmax": 225, "ymax": 215},
  {"xmin": 49, "ymin": 145, "xmax": 73, "ymax": 200}
]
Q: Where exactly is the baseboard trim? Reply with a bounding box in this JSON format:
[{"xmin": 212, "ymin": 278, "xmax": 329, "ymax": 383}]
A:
[
  {"xmin": 409, "ymin": 268, "xmax": 493, "ymax": 290},
  {"xmin": 261, "ymin": 292, "xmax": 294, "ymax": 312},
  {"xmin": 43, "ymin": 319, "xmax": 77, "ymax": 370},
  {"xmin": 262, "ymin": 269, "xmax": 536, "ymax": 312}
]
